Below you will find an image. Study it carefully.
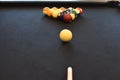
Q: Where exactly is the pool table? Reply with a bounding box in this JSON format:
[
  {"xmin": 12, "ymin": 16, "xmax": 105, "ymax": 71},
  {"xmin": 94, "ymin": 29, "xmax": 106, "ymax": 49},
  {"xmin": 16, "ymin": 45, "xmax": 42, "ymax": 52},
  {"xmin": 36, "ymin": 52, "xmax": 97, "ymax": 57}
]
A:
[{"xmin": 0, "ymin": 1, "xmax": 120, "ymax": 80}]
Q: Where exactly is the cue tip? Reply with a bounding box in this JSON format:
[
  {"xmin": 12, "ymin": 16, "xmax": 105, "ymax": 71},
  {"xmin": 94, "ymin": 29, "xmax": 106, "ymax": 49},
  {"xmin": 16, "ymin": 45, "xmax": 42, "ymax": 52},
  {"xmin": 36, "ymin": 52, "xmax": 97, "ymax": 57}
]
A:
[
  {"xmin": 67, "ymin": 67, "xmax": 73, "ymax": 80},
  {"xmin": 67, "ymin": 67, "xmax": 72, "ymax": 71}
]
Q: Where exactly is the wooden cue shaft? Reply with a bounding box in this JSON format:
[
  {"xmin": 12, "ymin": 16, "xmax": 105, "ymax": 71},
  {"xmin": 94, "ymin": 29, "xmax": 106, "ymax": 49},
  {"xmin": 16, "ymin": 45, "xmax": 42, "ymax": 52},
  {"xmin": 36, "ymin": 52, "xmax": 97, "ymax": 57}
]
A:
[{"xmin": 67, "ymin": 67, "xmax": 73, "ymax": 80}]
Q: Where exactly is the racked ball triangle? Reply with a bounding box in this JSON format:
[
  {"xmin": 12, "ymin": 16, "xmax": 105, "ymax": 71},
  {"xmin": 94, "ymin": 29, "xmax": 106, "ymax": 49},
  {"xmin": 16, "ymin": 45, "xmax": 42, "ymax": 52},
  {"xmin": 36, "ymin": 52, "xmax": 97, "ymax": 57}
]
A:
[{"xmin": 43, "ymin": 7, "xmax": 83, "ymax": 22}]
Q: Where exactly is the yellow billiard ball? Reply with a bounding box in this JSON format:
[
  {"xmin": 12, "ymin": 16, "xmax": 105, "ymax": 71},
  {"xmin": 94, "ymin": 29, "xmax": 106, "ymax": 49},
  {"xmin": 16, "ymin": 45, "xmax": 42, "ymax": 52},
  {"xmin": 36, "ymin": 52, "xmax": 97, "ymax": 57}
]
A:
[
  {"xmin": 52, "ymin": 10, "xmax": 59, "ymax": 18},
  {"xmin": 70, "ymin": 13, "xmax": 75, "ymax": 20},
  {"xmin": 59, "ymin": 29, "xmax": 73, "ymax": 42}
]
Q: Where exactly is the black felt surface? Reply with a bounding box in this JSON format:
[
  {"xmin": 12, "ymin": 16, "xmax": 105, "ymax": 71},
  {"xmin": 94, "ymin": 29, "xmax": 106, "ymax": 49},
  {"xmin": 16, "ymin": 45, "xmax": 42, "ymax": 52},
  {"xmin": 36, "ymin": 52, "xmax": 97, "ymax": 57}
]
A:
[{"xmin": 0, "ymin": 6, "xmax": 120, "ymax": 80}]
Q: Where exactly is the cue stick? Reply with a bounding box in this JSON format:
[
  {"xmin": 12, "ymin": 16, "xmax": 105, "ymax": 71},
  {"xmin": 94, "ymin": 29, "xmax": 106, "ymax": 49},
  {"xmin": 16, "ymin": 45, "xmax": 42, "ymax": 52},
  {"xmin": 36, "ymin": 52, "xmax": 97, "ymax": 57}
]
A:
[{"xmin": 67, "ymin": 67, "xmax": 73, "ymax": 80}]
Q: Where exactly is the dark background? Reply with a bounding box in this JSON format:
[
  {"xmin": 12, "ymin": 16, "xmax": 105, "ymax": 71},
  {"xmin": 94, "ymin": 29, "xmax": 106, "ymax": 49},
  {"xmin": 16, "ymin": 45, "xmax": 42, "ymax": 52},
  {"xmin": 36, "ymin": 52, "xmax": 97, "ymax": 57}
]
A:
[{"xmin": 0, "ymin": 3, "xmax": 120, "ymax": 80}]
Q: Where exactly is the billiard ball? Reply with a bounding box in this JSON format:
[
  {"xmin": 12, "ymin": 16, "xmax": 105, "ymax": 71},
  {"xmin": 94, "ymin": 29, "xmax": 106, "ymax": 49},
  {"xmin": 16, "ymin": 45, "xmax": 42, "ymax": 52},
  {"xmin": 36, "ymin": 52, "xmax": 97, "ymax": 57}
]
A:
[
  {"xmin": 59, "ymin": 29, "xmax": 73, "ymax": 42},
  {"xmin": 57, "ymin": 9, "xmax": 62, "ymax": 13},
  {"xmin": 76, "ymin": 7, "xmax": 83, "ymax": 14},
  {"xmin": 58, "ymin": 12, "xmax": 64, "ymax": 20},
  {"xmin": 52, "ymin": 10, "xmax": 59, "ymax": 18},
  {"xmin": 63, "ymin": 13, "xmax": 72, "ymax": 22},
  {"xmin": 46, "ymin": 9, "xmax": 52, "ymax": 17},
  {"xmin": 59, "ymin": 7, "xmax": 66, "ymax": 11},
  {"xmin": 51, "ymin": 7, "xmax": 58, "ymax": 11},
  {"xmin": 43, "ymin": 7, "xmax": 50, "ymax": 15},
  {"xmin": 70, "ymin": 13, "xmax": 75, "ymax": 20},
  {"xmin": 74, "ymin": 9, "xmax": 80, "ymax": 15}
]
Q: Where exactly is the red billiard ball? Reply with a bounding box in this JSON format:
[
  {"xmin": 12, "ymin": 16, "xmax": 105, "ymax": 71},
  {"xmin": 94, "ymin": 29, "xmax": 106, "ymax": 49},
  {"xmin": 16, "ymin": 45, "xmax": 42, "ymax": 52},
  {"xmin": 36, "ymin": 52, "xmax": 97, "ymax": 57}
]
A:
[{"xmin": 63, "ymin": 13, "xmax": 72, "ymax": 22}]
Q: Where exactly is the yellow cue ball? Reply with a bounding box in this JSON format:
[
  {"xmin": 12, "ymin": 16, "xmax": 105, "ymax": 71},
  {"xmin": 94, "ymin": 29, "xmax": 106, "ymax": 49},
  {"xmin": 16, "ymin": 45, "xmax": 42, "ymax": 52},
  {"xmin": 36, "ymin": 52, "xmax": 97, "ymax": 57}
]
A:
[{"xmin": 59, "ymin": 29, "xmax": 73, "ymax": 42}]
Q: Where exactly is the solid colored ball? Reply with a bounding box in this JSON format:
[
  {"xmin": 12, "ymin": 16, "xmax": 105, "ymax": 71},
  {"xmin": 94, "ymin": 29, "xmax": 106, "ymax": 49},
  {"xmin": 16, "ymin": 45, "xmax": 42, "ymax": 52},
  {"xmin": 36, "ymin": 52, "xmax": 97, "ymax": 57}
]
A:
[
  {"xmin": 59, "ymin": 29, "xmax": 73, "ymax": 42},
  {"xmin": 52, "ymin": 10, "xmax": 59, "ymax": 18},
  {"xmin": 46, "ymin": 9, "xmax": 52, "ymax": 17},
  {"xmin": 58, "ymin": 12, "xmax": 64, "ymax": 20},
  {"xmin": 51, "ymin": 7, "xmax": 58, "ymax": 10},
  {"xmin": 59, "ymin": 7, "xmax": 66, "ymax": 11},
  {"xmin": 43, "ymin": 7, "xmax": 50, "ymax": 15},
  {"xmin": 57, "ymin": 9, "xmax": 62, "ymax": 14},
  {"xmin": 63, "ymin": 13, "xmax": 72, "ymax": 22}
]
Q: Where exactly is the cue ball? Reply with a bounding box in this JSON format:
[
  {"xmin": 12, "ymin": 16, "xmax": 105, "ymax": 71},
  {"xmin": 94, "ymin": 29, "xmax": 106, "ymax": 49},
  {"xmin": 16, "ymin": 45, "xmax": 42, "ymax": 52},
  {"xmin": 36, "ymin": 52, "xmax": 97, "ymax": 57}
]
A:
[{"xmin": 59, "ymin": 29, "xmax": 73, "ymax": 42}]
